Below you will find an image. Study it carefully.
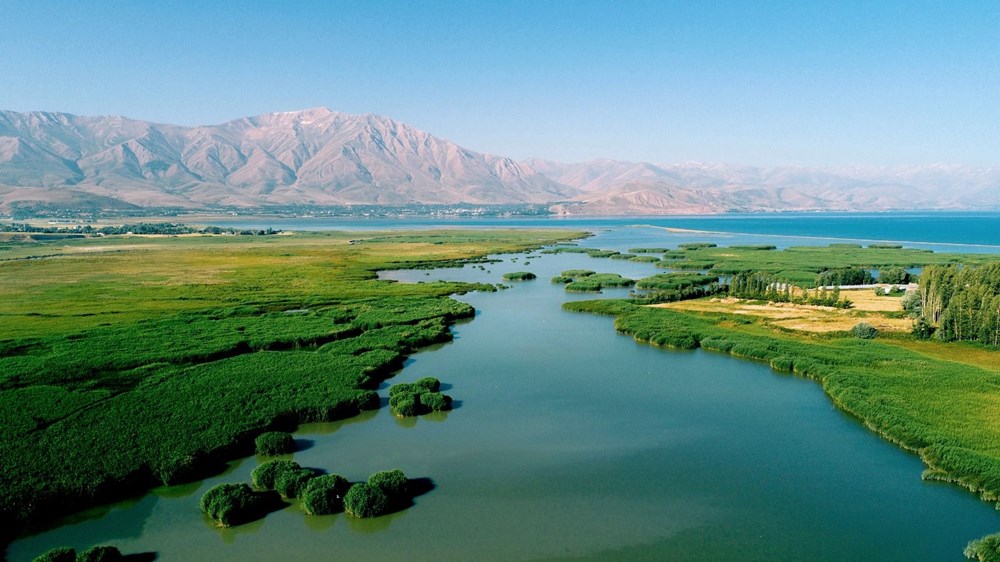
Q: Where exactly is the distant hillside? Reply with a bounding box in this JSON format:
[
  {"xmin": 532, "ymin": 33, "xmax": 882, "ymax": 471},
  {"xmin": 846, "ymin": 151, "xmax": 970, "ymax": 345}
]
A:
[
  {"xmin": 526, "ymin": 158, "xmax": 1000, "ymax": 215},
  {"xmin": 1, "ymin": 108, "xmax": 997, "ymax": 214},
  {"xmin": 0, "ymin": 108, "xmax": 577, "ymax": 211}
]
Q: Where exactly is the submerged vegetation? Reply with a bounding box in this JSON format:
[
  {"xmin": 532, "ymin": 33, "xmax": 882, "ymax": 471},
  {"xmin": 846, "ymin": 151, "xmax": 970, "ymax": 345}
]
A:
[{"xmin": 0, "ymin": 228, "xmax": 581, "ymax": 542}]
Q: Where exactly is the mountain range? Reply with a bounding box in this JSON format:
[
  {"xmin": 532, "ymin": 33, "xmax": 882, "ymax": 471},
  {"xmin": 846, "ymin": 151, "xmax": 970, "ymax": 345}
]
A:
[{"xmin": 1, "ymin": 107, "xmax": 998, "ymax": 214}]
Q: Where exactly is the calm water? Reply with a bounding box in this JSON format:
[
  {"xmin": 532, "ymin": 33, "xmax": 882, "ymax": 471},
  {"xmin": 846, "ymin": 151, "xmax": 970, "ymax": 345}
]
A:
[
  {"xmin": 8, "ymin": 214, "xmax": 1000, "ymax": 561},
  {"xmin": 198, "ymin": 211, "xmax": 1000, "ymax": 250}
]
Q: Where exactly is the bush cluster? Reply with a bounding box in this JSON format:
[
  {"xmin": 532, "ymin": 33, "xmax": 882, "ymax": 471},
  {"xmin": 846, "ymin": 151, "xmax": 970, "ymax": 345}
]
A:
[
  {"xmin": 343, "ymin": 483, "xmax": 389, "ymax": 518},
  {"xmin": 389, "ymin": 378, "xmax": 452, "ymax": 416},
  {"xmin": 850, "ymin": 322, "xmax": 879, "ymax": 339},
  {"xmin": 200, "ymin": 483, "xmax": 274, "ymax": 527},
  {"xmin": 255, "ymin": 431, "xmax": 295, "ymax": 456},
  {"xmin": 502, "ymin": 271, "xmax": 536, "ymax": 281},
  {"xmin": 252, "ymin": 459, "xmax": 302, "ymax": 489},
  {"xmin": 275, "ymin": 467, "xmax": 318, "ymax": 498},
  {"xmin": 343, "ymin": 469, "xmax": 413, "ymax": 518},
  {"xmin": 301, "ymin": 474, "xmax": 351, "ymax": 515}
]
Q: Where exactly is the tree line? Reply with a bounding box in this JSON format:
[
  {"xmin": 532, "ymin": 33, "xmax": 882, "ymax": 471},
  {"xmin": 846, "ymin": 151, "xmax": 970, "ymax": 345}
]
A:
[
  {"xmin": 728, "ymin": 271, "xmax": 852, "ymax": 308},
  {"xmin": 918, "ymin": 264, "xmax": 1000, "ymax": 345}
]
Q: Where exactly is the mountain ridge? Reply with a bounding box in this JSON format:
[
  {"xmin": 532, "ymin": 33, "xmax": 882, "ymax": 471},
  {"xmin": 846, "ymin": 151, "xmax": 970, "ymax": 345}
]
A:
[{"xmin": 1, "ymin": 108, "xmax": 998, "ymax": 214}]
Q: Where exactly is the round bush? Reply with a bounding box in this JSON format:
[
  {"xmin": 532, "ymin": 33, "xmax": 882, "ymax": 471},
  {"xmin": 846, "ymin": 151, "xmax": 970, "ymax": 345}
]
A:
[
  {"xmin": 77, "ymin": 546, "xmax": 123, "ymax": 562},
  {"xmin": 301, "ymin": 474, "xmax": 351, "ymax": 515},
  {"xmin": 200, "ymin": 482, "xmax": 268, "ymax": 527},
  {"xmin": 850, "ymin": 322, "xmax": 878, "ymax": 339},
  {"xmin": 31, "ymin": 547, "xmax": 76, "ymax": 562},
  {"xmin": 389, "ymin": 382, "xmax": 417, "ymax": 397},
  {"xmin": 251, "ymin": 459, "xmax": 301, "ymax": 489},
  {"xmin": 368, "ymin": 469, "xmax": 409, "ymax": 499},
  {"xmin": 274, "ymin": 467, "xmax": 317, "ymax": 498},
  {"xmin": 388, "ymin": 392, "xmax": 407, "ymax": 408},
  {"xmin": 255, "ymin": 431, "xmax": 295, "ymax": 456},
  {"xmin": 414, "ymin": 377, "xmax": 441, "ymax": 392},
  {"xmin": 420, "ymin": 391, "xmax": 452, "ymax": 412},
  {"xmin": 391, "ymin": 396, "xmax": 419, "ymax": 417},
  {"xmin": 343, "ymin": 483, "xmax": 390, "ymax": 518}
]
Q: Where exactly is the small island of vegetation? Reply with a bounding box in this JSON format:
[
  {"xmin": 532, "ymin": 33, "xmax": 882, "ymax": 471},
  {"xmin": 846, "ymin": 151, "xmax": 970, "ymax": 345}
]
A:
[
  {"xmin": 502, "ymin": 271, "xmax": 536, "ymax": 281},
  {"xmin": 559, "ymin": 271, "xmax": 635, "ymax": 292},
  {"xmin": 389, "ymin": 377, "xmax": 452, "ymax": 416}
]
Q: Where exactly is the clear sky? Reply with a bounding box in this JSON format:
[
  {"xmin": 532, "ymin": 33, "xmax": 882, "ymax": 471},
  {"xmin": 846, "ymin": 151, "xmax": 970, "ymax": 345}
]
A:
[{"xmin": 2, "ymin": 1, "xmax": 998, "ymax": 166}]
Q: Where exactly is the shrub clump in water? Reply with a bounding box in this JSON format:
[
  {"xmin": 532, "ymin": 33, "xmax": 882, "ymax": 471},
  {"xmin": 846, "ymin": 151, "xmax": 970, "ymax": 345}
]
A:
[
  {"xmin": 301, "ymin": 474, "xmax": 351, "ymax": 515},
  {"xmin": 369, "ymin": 469, "xmax": 409, "ymax": 504},
  {"xmin": 252, "ymin": 459, "xmax": 301, "ymax": 489},
  {"xmin": 274, "ymin": 467, "xmax": 318, "ymax": 498},
  {"xmin": 343, "ymin": 482, "xmax": 390, "ymax": 518},
  {"xmin": 255, "ymin": 431, "xmax": 295, "ymax": 456},
  {"xmin": 200, "ymin": 483, "xmax": 273, "ymax": 527},
  {"xmin": 389, "ymin": 378, "xmax": 452, "ymax": 416}
]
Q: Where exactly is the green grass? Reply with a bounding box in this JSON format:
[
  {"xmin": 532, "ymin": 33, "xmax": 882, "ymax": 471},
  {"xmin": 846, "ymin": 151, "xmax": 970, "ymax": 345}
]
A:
[{"xmin": 0, "ymin": 228, "xmax": 582, "ymax": 541}]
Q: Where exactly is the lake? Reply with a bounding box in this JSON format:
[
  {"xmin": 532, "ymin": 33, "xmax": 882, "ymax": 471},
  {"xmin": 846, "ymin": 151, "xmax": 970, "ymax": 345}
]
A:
[{"xmin": 8, "ymin": 213, "xmax": 1000, "ymax": 561}]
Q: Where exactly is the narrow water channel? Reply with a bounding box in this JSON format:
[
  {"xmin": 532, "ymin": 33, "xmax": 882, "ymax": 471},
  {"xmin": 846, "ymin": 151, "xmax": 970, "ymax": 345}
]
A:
[{"xmin": 9, "ymin": 226, "xmax": 1000, "ymax": 561}]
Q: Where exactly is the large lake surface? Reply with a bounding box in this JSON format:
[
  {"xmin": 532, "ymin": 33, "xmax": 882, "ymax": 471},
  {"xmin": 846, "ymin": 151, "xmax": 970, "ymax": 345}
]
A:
[{"xmin": 8, "ymin": 213, "xmax": 1000, "ymax": 561}]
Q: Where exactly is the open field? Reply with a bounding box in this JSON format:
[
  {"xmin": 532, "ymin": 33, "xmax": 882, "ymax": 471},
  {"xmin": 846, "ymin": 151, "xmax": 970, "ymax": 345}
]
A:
[
  {"xmin": 0, "ymin": 228, "xmax": 582, "ymax": 542},
  {"xmin": 657, "ymin": 288, "xmax": 912, "ymax": 333}
]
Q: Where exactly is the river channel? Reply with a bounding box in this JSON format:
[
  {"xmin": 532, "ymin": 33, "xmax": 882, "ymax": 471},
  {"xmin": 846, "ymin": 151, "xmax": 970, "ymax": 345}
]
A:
[{"xmin": 9, "ymin": 221, "xmax": 1000, "ymax": 561}]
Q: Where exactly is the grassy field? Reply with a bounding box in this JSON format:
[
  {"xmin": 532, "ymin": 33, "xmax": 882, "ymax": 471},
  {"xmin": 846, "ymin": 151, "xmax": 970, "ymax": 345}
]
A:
[
  {"xmin": 658, "ymin": 288, "xmax": 913, "ymax": 333},
  {"xmin": 0, "ymin": 228, "xmax": 582, "ymax": 542}
]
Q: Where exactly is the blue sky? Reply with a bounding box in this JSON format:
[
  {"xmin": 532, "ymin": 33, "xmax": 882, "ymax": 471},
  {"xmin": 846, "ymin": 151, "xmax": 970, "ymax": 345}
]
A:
[{"xmin": 2, "ymin": 1, "xmax": 997, "ymax": 166}]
